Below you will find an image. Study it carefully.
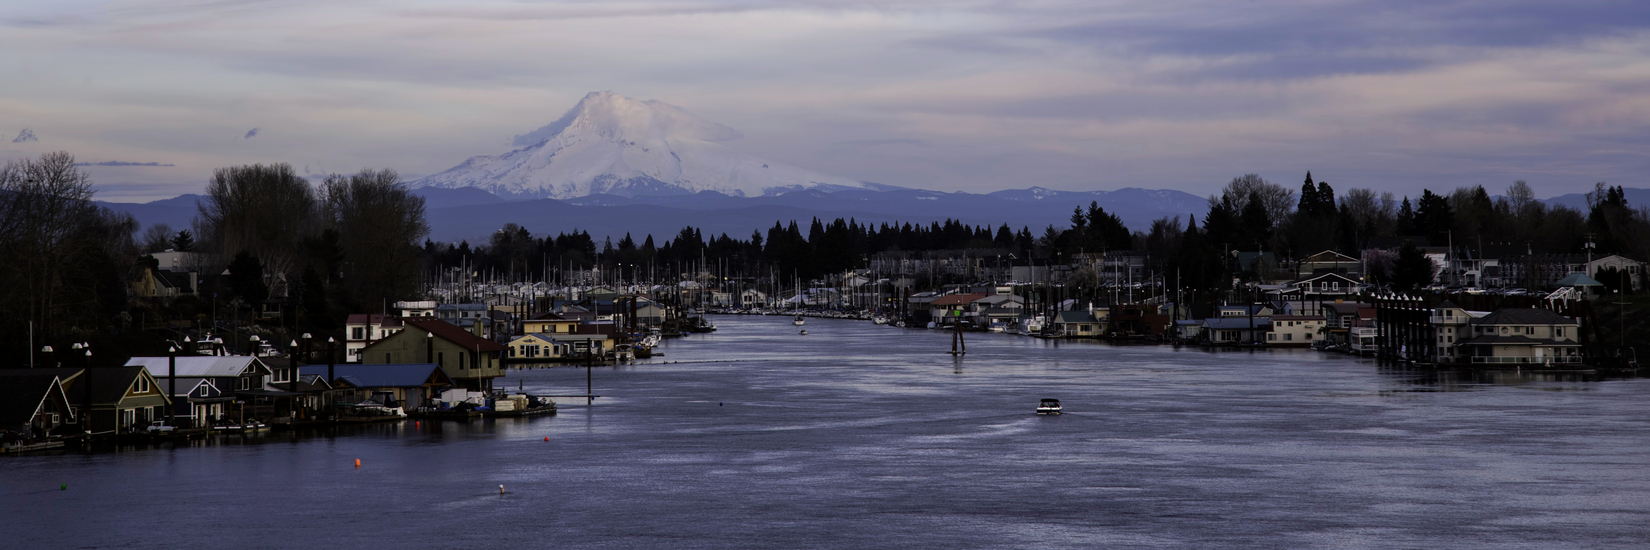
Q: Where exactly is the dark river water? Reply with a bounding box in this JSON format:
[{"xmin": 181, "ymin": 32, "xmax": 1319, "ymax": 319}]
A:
[{"xmin": 6, "ymin": 315, "xmax": 1650, "ymax": 548}]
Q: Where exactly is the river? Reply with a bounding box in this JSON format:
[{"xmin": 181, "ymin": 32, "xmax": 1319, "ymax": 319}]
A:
[{"xmin": 5, "ymin": 314, "xmax": 1649, "ymax": 548}]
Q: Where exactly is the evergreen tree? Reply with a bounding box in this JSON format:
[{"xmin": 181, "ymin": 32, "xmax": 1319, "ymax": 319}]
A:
[
  {"xmin": 1396, "ymin": 197, "xmax": 1416, "ymax": 235},
  {"xmin": 170, "ymin": 229, "xmax": 195, "ymax": 252},
  {"xmin": 1239, "ymin": 191, "xmax": 1273, "ymax": 247},
  {"xmin": 1299, "ymin": 172, "xmax": 1319, "ymax": 215}
]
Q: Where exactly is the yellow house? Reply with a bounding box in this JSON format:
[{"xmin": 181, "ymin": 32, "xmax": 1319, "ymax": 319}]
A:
[
  {"xmin": 1265, "ymin": 315, "xmax": 1325, "ymax": 347},
  {"xmin": 507, "ymin": 333, "xmax": 565, "ymax": 361},
  {"xmin": 359, "ymin": 318, "xmax": 508, "ymax": 391},
  {"xmin": 523, "ymin": 313, "xmax": 580, "ymax": 335}
]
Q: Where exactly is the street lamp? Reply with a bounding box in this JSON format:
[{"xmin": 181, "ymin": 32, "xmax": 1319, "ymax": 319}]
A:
[
  {"xmin": 249, "ymin": 335, "xmax": 261, "ymax": 357},
  {"xmin": 288, "ymin": 339, "xmax": 301, "ymax": 394},
  {"xmin": 167, "ymin": 344, "xmax": 178, "ymax": 427}
]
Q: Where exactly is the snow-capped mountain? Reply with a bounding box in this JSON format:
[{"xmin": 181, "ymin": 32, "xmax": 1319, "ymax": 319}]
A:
[{"xmin": 412, "ymin": 91, "xmax": 884, "ymax": 199}]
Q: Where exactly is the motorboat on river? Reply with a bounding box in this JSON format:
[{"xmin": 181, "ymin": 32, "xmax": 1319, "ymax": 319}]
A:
[
  {"xmin": 1036, "ymin": 398, "xmax": 1062, "ymax": 415},
  {"xmin": 793, "ymin": 315, "xmax": 806, "ymax": 326}
]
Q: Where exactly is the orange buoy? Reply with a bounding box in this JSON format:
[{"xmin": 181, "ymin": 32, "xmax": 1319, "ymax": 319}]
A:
[
  {"xmin": 416, "ymin": 421, "xmax": 421, "ymax": 428},
  {"xmin": 354, "ymin": 459, "xmax": 361, "ymax": 468},
  {"xmin": 543, "ymin": 436, "xmax": 549, "ymax": 442}
]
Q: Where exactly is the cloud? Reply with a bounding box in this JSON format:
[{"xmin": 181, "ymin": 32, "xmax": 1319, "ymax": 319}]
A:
[
  {"xmin": 12, "ymin": 129, "xmax": 37, "ymax": 143},
  {"xmin": 6, "ymin": 0, "xmax": 1650, "ymax": 200},
  {"xmin": 76, "ymin": 160, "xmax": 176, "ymax": 167}
]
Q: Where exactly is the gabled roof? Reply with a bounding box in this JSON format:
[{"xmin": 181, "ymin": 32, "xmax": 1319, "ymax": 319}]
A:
[
  {"xmin": 1056, "ymin": 311, "xmax": 1096, "ymax": 323},
  {"xmin": 1473, "ymin": 308, "xmax": 1578, "ymax": 326},
  {"xmin": 1554, "ymin": 273, "xmax": 1603, "ymax": 287},
  {"xmin": 931, "ymin": 293, "xmax": 988, "ymax": 306},
  {"xmin": 395, "ymin": 318, "xmax": 508, "ymax": 352},
  {"xmin": 1434, "ymin": 300, "xmax": 1462, "ymax": 310},
  {"xmin": 65, "ymin": 367, "xmax": 165, "ymax": 405},
  {"xmin": 1, "ymin": 367, "xmax": 83, "ymax": 385},
  {"xmin": 527, "ymin": 311, "xmax": 569, "ymax": 321},
  {"xmin": 299, "ymin": 363, "xmax": 454, "ymax": 388},
  {"xmin": 160, "ymin": 377, "xmax": 216, "ymax": 396},
  {"xmin": 1302, "ymin": 250, "xmax": 1358, "ymax": 262},
  {"xmin": 152, "ymin": 269, "xmax": 194, "ymax": 291},
  {"xmin": 0, "ymin": 372, "xmax": 70, "ymax": 425},
  {"xmin": 126, "ymin": 356, "xmax": 270, "ymax": 378},
  {"xmin": 513, "ymin": 333, "xmax": 558, "ymax": 343},
  {"xmin": 975, "ymin": 294, "xmax": 1024, "ymax": 305},
  {"xmin": 1292, "ymin": 271, "xmax": 1361, "ymax": 284}
]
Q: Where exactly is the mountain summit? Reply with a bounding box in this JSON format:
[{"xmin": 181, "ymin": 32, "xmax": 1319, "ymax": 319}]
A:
[{"xmin": 412, "ymin": 91, "xmax": 883, "ymax": 199}]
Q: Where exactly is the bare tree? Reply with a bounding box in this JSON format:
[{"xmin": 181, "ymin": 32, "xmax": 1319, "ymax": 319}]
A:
[
  {"xmin": 140, "ymin": 223, "xmax": 174, "ymax": 253},
  {"xmin": 197, "ymin": 163, "xmax": 317, "ymax": 297},
  {"xmin": 1220, "ymin": 174, "xmax": 1295, "ymax": 230},
  {"xmin": 320, "ymin": 169, "xmax": 430, "ymax": 308},
  {"xmin": 0, "ymin": 151, "xmax": 138, "ymax": 353}
]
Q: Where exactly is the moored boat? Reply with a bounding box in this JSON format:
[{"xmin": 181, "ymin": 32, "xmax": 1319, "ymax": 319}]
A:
[{"xmin": 1036, "ymin": 398, "xmax": 1062, "ymax": 415}]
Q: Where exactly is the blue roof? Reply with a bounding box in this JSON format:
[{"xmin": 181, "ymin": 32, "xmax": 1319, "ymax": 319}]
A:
[{"xmin": 298, "ymin": 363, "xmax": 451, "ymax": 388}]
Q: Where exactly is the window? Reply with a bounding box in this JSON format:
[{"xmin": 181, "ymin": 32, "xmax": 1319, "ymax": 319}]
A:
[
  {"xmin": 238, "ymin": 377, "xmax": 251, "ymax": 390},
  {"xmin": 352, "ymin": 327, "xmax": 365, "ymax": 340},
  {"xmin": 460, "ymin": 354, "xmax": 467, "ymax": 370},
  {"xmin": 1557, "ymin": 327, "xmax": 1565, "ymax": 337},
  {"xmin": 385, "ymin": 353, "xmax": 390, "ymax": 363},
  {"xmin": 1525, "ymin": 327, "xmax": 1534, "ymax": 335},
  {"xmin": 135, "ymin": 376, "xmax": 148, "ymax": 393},
  {"xmin": 199, "ymin": 386, "xmax": 210, "ymax": 397},
  {"xmin": 1284, "ymin": 333, "xmax": 1292, "ymax": 341},
  {"xmin": 438, "ymin": 352, "xmax": 444, "ymax": 367},
  {"xmin": 1268, "ymin": 333, "xmax": 1276, "ymax": 341}
]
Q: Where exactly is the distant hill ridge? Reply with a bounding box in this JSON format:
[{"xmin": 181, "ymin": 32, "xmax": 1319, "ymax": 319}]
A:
[{"xmin": 99, "ymin": 186, "xmax": 1641, "ymax": 245}]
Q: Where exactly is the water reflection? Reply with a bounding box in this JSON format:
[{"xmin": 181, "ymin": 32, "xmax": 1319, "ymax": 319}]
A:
[{"xmin": 8, "ymin": 315, "xmax": 1650, "ymax": 549}]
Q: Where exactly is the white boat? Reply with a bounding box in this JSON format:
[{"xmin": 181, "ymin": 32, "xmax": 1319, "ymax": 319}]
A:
[
  {"xmin": 799, "ymin": 329, "xmax": 808, "ymax": 335},
  {"xmin": 988, "ymin": 321, "xmax": 1007, "ymax": 332},
  {"xmin": 793, "ymin": 315, "xmax": 805, "ymax": 326},
  {"xmin": 872, "ymin": 316, "xmax": 888, "ymax": 325},
  {"xmin": 1037, "ymin": 398, "xmax": 1062, "ymax": 415}
]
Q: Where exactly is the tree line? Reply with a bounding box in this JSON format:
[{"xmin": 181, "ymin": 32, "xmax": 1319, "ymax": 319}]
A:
[{"xmin": 3, "ymin": 149, "xmax": 1641, "ymax": 362}]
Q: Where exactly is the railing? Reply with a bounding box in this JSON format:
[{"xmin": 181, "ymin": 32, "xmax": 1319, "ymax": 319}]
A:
[
  {"xmin": 1470, "ymin": 356, "xmax": 1585, "ymax": 364},
  {"xmin": 1428, "ymin": 316, "xmax": 1466, "ymax": 324}
]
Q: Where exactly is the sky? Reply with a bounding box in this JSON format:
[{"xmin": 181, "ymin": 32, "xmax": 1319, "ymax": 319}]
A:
[{"xmin": 3, "ymin": 0, "xmax": 1649, "ymax": 202}]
